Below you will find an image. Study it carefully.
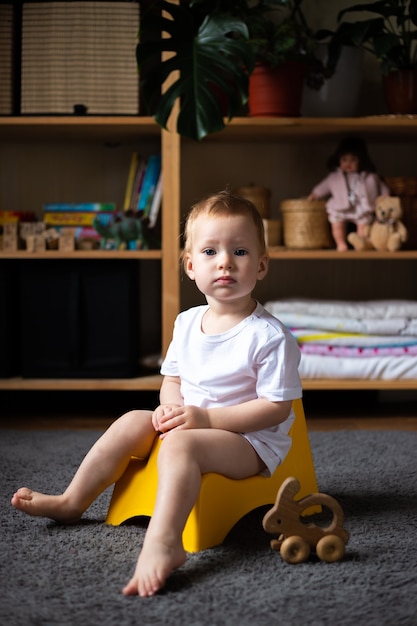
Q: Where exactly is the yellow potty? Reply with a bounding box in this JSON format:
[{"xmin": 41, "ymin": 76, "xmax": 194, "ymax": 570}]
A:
[{"xmin": 106, "ymin": 398, "xmax": 318, "ymax": 552}]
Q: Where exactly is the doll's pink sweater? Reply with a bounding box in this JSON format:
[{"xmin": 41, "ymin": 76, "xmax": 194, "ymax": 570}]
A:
[{"xmin": 311, "ymin": 168, "xmax": 389, "ymax": 224}]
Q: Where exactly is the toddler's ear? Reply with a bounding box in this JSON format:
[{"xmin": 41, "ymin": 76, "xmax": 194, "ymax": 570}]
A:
[
  {"xmin": 257, "ymin": 255, "xmax": 269, "ymax": 280},
  {"xmin": 184, "ymin": 254, "xmax": 195, "ymax": 280}
]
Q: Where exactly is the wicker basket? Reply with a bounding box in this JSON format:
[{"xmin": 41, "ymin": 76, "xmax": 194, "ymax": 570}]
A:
[
  {"xmin": 234, "ymin": 185, "xmax": 271, "ymax": 218},
  {"xmin": 385, "ymin": 176, "xmax": 417, "ymax": 197},
  {"xmin": 280, "ymin": 198, "xmax": 332, "ymax": 249}
]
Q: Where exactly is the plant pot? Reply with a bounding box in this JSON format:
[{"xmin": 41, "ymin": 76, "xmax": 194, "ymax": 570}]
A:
[
  {"xmin": 249, "ymin": 62, "xmax": 306, "ymax": 117},
  {"xmin": 383, "ymin": 69, "xmax": 417, "ymax": 115},
  {"xmin": 301, "ymin": 45, "xmax": 363, "ymax": 117}
]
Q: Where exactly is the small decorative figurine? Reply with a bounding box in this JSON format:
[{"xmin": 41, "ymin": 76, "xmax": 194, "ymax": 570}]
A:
[
  {"xmin": 307, "ymin": 137, "xmax": 389, "ymax": 251},
  {"xmin": 262, "ymin": 477, "xmax": 349, "ymax": 564},
  {"xmin": 93, "ymin": 211, "xmax": 159, "ymax": 250}
]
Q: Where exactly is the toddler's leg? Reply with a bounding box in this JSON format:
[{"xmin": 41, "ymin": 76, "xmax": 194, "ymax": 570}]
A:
[
  {"xmin": 11, "ymin": 409, "xmax": 157, "ymax": 523},
  {"xmin": 123, "ymin": 428, "xmax": 264, "ymax": 597}
]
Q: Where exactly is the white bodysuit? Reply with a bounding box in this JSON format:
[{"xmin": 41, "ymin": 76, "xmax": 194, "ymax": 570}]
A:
[{"xmin": 160, "ymin": 302, "xmax": 302, "ymax": 476}]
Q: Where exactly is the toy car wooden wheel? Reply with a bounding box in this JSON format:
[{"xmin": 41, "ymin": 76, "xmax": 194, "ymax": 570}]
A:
[
  {"xmin": 280, "ymin": 536, "xmax": 311, "ymax": 564},
  {"xmin": 316, "ymin": 535, "xmax": 345, "ymax": 563}
]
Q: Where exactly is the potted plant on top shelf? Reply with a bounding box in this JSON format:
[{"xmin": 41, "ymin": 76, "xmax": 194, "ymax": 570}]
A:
[
  {"xmin": 136, "ymin": 0, "xmax": 329, "ymax": 141},
  {"xmin": 246, "ymin": 0, "xmax": 327, "ymax": 117},
  {"xmin": 320, "ymin": 1, "xmax": 417, "ymax": 114}
]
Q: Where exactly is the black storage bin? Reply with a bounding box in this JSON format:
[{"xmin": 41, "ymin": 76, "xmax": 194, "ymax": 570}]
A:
[
  {"xmin": 19, "ymin": 260, "xmax": 140, "ymax": 378},
  {"xmin": 0, "ymin": 260, "xmax": 20, "ymax": 377}
]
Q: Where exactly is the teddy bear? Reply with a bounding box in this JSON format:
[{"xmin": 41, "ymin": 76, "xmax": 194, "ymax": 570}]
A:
[{"xmin": 347, "ymin": 195, "xmax": 408, "ymax": 252}]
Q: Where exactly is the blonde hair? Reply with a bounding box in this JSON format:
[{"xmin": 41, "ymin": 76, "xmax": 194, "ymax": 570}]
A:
[{"xmin": 182, "ymin": 190, "xmax": 267, "ymax": 263}]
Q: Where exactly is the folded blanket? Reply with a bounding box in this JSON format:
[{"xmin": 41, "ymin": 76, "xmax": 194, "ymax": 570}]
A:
[
  {"xmin": 266, "ymin": 299, "xmax": 417, "ymax": 318},
  {"xmin": 299, "ymin": 343, "xmax": 417, "ymax": 358},
  {"xmin": 298, "ymin": 353, "xmax": 417, "ymax": 380},
  {"xmin": 289, "ymin": 327, "xmax": 417, "ymax": 358},
  {"xmin": 265, "ymin": 299, "xmax": 417, "ymax": 336},
  {"xmin": 264, "ymin": 299, "xmax": 417, "ymax": 379}
]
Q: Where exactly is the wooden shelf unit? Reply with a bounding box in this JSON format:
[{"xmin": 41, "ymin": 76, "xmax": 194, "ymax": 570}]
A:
[{"xmin": 1, "ymin": 115, "xmax": 417, "ymax": 392}]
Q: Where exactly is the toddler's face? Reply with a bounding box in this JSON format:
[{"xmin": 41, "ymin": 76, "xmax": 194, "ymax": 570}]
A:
[
  {"xmin": 184, "ymin": 213, "xmax": 268, "ymax": 303},
  {"xmin": 340, "ymin": 153, "xmax": 359, "ymax": 173}
]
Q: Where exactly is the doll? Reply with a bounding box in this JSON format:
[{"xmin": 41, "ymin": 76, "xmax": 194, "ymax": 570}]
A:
[{"xmin": 307, "ymin": 137, "xmax": 389, "ymax": 251}]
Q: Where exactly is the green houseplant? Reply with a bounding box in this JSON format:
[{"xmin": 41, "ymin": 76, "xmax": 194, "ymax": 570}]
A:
[
  {"xmin": 245, "ymin": 0, "xmax": 325, "ymax": 116},
  {"xmin": 137, "ymin": 0, "xmax": 326, "ymax": 140},
  {"xmin": 321, "ymin": 1, "xmax": 417, "ymax": 114}
]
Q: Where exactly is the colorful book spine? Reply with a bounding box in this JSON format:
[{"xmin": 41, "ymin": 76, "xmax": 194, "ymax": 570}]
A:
[
  {"xmin": 44, "ymin": 212, "xmax": 115, "ymax": 227},
  {"xmin": 43, "ymin": 203, "xmax": 116, "ymax": 213},
  {"xmin": 137, "ymin": 154, "xmax": 162, "ymax": 216},
  {"xmin": 148, "ymin": 172, "xmax": 162, "ymax": 228},
  {"xmin": 129, "ymin": 157, "xmax": 146, "ymax": 211},
  {"xmin": 123, "ymin": 152, "xmax": 139, "ymax": 211}
]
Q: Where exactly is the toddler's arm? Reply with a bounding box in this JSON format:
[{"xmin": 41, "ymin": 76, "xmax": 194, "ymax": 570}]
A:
[
  {"xmin": 156, "ymin": 397, "xmax": 293, "ymax": 436},
  {"xmin": 153, "ymin": 375, "xmax": 184, "ymax": 431}
]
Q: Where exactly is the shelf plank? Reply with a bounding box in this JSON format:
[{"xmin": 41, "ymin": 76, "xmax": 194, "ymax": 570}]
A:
[
  {"xmin": 2, "ymin": 115, "xmax": 417, "ymax": 143},
  {"xmin": 0, "ymin": 375, "xmax": 162, "ymax": 391},
  {"xmin": 215, "ymin": 116, "xmax": 417, "ymax": 141},
  {"xmin": 2, "ymin": 249, "xmax": 416, "ymax": 261},
  {"xmin": 302, "ymin": 378, "xmax": 417, "ymax": 390},
  {"xmin": 0, "ymin": 250, "xmax": 161, "ymax": 260},
  {"xmin": 267, "ymin": 248, "xmax": 417, "ymax": 260},
  {"xmin": 0, "ymin": 376, "xmax": 415, "ymax": 392},
  {"xmin": 0, "ymin": 116, "xmax": 160, "ymax": 142}
]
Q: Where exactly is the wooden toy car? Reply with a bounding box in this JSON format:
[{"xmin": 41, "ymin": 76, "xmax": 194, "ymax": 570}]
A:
[{"xmin": 262, "ymin": 476, "xmax": 349, "ymax": 563}]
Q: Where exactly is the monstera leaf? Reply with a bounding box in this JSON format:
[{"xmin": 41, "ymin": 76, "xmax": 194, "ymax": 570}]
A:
[{"xmin": 137, "ymin": 1, "xmax": 255, "ymax": 141}]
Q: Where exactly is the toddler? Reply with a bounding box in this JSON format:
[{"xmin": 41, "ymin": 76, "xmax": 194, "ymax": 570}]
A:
[{"xmin": 11, "ymin": 190, "xmax": 301, "ymax": 597}]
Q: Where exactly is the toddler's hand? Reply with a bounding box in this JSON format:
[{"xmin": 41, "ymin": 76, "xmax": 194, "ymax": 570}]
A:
[
  {"xmin": 156, "ymin": 405, "xmax": 210, "ymax": 437},
  {"xmin": 152, "ymin": 404, "xmax": 182, "ymax": 432}
]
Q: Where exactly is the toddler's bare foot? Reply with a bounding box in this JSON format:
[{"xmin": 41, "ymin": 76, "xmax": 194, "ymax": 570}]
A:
[
  {"xmin": 122, "ymin": 536, "xmax": 186, "ymax": 598},
  {"xmin": 11, "ymin": 488, "xmax": 81, "ymax": 523}
]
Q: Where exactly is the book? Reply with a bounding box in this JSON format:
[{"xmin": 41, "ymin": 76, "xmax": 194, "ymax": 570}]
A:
[
  {"xmin": 129, "ymin": 157, "xmax": 146, "ymax": 211},
  {"xmin": 43, "ymin": 202, "xmax": 116, "ymax": 213},
  {"xmin": 0, "ymin": 210, "xmax": 36, "ymax": 224},
  {"xmin": 148, "ymin": 172, "xmax": 162, "ymax": 228},
  {"xmin": 123, "ymin": 152, "xmax": 138, "ymax": 211},
  {"xmin": 44, "ymin": 212, "xmax": 115, "ymax": 227},
  {"xmin": 137, "ymin": 154, "xmax": 161, "ymax": 216}
]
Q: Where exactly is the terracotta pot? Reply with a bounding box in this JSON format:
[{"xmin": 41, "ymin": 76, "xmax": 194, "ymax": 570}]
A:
[
  {"xmin": 249, "ymin": 62, "xmax": 306, "ymax": 117},
  {"xmin": 383, "ymin": 69, "xmax": 417, "ymax": 115}
]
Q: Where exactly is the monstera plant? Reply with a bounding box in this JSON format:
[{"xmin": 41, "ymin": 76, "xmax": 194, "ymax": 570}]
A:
[{"xmin": 136, "ymin": 0, "xmax": 325, "ymax": 140}]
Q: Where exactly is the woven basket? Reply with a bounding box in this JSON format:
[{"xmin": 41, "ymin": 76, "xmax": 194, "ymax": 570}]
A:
[
  {"xmin": 280, "ymin": 198, "xmax": 332, "ymax": 249},
  {"xmin": 385, "ymin": 176, "xmax": 417, "ymax": 197},
  {"xmin": 234, "ymin": 186, "xmax": 271, "ymax": 218}
]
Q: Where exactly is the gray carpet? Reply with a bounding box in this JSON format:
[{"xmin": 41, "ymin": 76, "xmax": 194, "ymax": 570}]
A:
[{"xmin": 1, "ymin": 428, "xmax": 416, "ymax": 626}]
